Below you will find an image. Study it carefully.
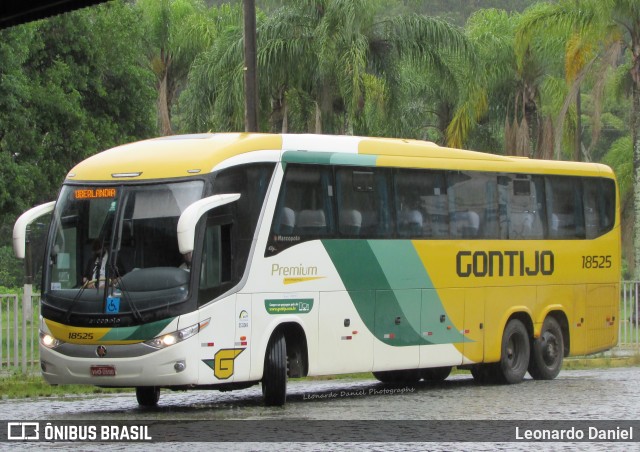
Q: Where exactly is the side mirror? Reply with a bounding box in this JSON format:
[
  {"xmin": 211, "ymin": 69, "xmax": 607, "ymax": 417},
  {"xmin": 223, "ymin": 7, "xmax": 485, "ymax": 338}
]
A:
[
  {"xmin": 13, "ymin": 201, "xmax": 55, "ymax": 259},
  {"xmin": 177, "ymin": 193, "xmax": 240, "ymax": 255}
]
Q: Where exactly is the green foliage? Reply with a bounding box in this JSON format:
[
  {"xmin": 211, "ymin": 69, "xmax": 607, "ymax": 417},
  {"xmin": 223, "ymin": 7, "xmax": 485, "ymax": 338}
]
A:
[
  {"xmin": 604, "ymin": 136, "xmax": 633, "ymax": 197},
  {"xmin": 179, "ymin": 0, "xmax": 472, "ymax": 138},
  {"xmin": 0, "ymin": 1, "xmax": 156, "ymax": 284},
  {"xmin": 0, "ymin": 246, "xmax": 23, "ymax": 289},
  {"xmin": 1, "ymin": 0, "xmax": 638, "ymax": 283}
]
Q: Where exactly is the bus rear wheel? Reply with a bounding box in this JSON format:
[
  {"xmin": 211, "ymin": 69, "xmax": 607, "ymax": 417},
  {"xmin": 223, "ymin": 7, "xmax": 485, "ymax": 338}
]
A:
[
  {"xmin": 136, "ymin": 386, "xmax": 160, "ymax": 407},
  {"xmin": 496, "ymin": 319, "xmax": 530, "ymax": 384},
  {"xmin": 528, "ymin": 316, "xmax": 564, "ymax": 380},
  {"xmin": 262, "ymin": 332, "xmax": 287, "ymax": 406},
  {"xmin": 470, "ymin": 364, "xmax": 498, "ymax": 384}
]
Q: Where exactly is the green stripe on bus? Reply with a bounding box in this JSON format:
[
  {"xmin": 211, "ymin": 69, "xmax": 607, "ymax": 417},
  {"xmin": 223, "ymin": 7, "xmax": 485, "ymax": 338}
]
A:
[
  {"xmin": 282, "ymin": 151, "xmax": 377, "ymax": 167},
  {"xmin": 100, "ymin": 317, "xmax": 175, "ymax": 341},
  {"xmin": 282, "ymin": 151, "xmax": 333, "ymax": 165},
  {"xmin": 322, "ymin": 240, "xmax": 466, "ymax": 346}
]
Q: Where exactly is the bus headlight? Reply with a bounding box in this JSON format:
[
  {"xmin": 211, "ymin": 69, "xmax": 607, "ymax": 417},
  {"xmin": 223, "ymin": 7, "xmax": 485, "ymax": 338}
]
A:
[
  {"xmin": 144, "ymin": 318, "xmax": 210, "ymax": 350},
  {"xmin": 40, "ymin": 331, "xmax": 64, "ymax": 349}
]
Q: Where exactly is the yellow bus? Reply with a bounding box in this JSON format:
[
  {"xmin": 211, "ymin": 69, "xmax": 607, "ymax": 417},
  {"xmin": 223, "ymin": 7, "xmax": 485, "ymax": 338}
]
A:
[{"xmin": 13, "ymin": 133, "xmax": 620, "ymax": 406}]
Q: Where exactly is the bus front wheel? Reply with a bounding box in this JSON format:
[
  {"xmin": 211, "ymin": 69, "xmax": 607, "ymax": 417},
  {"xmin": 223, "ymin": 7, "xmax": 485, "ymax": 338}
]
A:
[
  {"xmin": 136, "ymin": 386, "xmax": 160, "ymax": 407},
  {"xmin": 262, "ymin": 332, "xmax": 287, "ymax": 406},
  {"xmin": 496, "ymin": 319, "xmax": 530, "ymax": 384},
  {"xmin": 528, "ymin": 316, "xmax": 564, "ymax": 380}
]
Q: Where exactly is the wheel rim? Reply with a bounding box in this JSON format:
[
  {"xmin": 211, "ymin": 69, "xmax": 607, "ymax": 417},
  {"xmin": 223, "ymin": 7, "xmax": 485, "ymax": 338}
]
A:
[
  {"xmin": 540, "ymin": 331, "xmax": 559, "ymax": 367},
  {"xmin": 506, "ymin": 332, "xmax": 524, "ymax": 369}
]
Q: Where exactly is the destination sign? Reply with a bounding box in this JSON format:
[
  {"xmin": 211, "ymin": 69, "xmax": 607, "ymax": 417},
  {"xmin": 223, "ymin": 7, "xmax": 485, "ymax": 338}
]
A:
[{"xmin": 74, "ymin": 188, "xmax": 117, "ymax": 199}]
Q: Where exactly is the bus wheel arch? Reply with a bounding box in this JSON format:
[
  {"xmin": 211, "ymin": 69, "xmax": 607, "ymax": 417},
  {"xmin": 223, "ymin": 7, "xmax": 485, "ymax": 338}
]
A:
[
  {"xmin": 279, "ymin": 322, "xmax": 309, "ymax": 378},
  {"xmin": 528, "ymin": 312, "xmax": 566, "ymax": 380}
]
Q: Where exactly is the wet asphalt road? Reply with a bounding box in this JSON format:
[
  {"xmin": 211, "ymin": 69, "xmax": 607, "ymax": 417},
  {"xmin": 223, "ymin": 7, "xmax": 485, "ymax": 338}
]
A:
[{"xmin": 2, "ymin": 367, "xmax": 639, "ymax": 451}]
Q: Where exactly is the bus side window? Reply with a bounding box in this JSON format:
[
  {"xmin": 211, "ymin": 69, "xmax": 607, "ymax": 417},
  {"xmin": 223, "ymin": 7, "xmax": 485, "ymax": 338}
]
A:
[
  {"xmin": 447, "ymin": 171, "xmax": 498, "ymax": 239},
  {"xmin": 546, "ymin": 176, "xmax": 585, "ymax": 239},
  {"xmin": 506, "ymin": 175, "xmax": 544, "ymax": 240},
  {"xmin": 267, "ymin": 164, "xmax": 334, "ymax": 255},
  {"xmin": 597, "ymin": 179, "xmax": 616, "ymax": 235},
  {"xmin": 336, "ymin": 167, "xmax": 392, "ymax": 238},
  {"xmin": 395, "ymin": 169, "xmax": 446, "ymax": 238},
  {"xmin": 199, "ymin": 220, "xmax": 232, "ymax": 304},
  {"xmin": 583, "ymin": 177, "xmax": 616, "ymax": 238},
  {"xmin": 583, "ymin": 179, "xmax": 599, "ymax": 239}
]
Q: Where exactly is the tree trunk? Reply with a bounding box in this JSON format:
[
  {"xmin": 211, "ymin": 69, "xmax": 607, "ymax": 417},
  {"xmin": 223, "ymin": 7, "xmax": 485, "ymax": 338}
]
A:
[
  {"xmin": 632, "ymin": 82, "xmax": 640, "ymax": 278},
  {"xmin": 158, "ymin": 71, "xmax": 172, "ymax": 136},
  {"xmin": 573, "ymin": 87, "xmax": 582, "ymax": 161},
  {"xmin": 631, "ymin": 37, "xmax": 640, "ymax": 278},
  {"xmin": 243, "ymin": 0, "xmax": 259, "ymax": 132},
  {"xmin": 314, "ymin": 102, "xmax": 322, "ymax": 134},
  {"xmin": 281, "ymin": 99, "xmax": 288, "ymax": 133},
  {"xmin": 538, "ymin": 116, "xmax": 554, "ymax": 160},
  {"xmin": 504, "ymin": 116, "xmax": 515, "ymax": 155}
]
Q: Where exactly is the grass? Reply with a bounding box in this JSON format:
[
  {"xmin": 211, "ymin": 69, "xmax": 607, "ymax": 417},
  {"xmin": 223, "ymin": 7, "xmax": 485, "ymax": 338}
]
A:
[
  {"xmin": 0, "ymin": 370, "xmax": 132, "ymax": 399},
  {"xmin": 563, "ymin": 352, "xmax": 640, "ymax": 370}
]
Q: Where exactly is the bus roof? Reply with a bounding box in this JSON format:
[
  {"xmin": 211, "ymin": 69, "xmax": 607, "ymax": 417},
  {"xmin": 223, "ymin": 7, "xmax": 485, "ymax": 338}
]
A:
[{"xmin": 66, "ymin": 133, "xmax": 615, "ymax": 182}]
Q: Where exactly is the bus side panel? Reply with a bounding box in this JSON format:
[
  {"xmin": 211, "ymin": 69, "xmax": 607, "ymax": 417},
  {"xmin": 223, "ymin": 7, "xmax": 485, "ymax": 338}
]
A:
[
  {"xmin": 249, "ymin": 292, "xmax": 319, "ymax": 380},
  {"xmin": 585, "ymin": 284, "xmax": 618, "ymax": 352},
  {"xmin": 197, "ymin": 295, "xmax": 241, "ymax": 384},
  {"xmin": 570, "ymin": 284, "xmax": 588, "ymax": 355},
  {"xmin": 462, "ymin": 287, "xmax": 485, "ymax": 364},
  {"xmin": 317, "ymin": 291, "xmax": 374, "ymax": 374},
  {"xmin": 537, "ymin": 284, "xmax": 582, "ymax": 354},
  {"xmin": 483, "ymin": 286, "xmax": 536, "ymax": 363},
  {"xmin": 233, "ymin": 294, "xmax": 253, "ymax": 381},
  {"xmin": 421, "ymin": 287, "xmax": 467, "ymax": 367},
  {"xmin": 372, "ymin": 290, "xmax": 420, "ymax": 372}
]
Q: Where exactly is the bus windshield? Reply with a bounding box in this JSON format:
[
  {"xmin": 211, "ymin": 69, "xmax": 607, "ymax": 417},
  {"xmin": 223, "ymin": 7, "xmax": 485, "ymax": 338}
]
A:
[{"xmin": 44, "ymin": 180, "xmax": 204, "ymax": 323}]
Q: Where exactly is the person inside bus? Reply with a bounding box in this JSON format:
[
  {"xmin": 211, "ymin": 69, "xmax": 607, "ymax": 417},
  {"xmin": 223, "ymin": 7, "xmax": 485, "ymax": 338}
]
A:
[
  {"xmin": 83, "ymin": 240, "xmax": 109, "ymax": 288},
  {"xmin": 179, "ymin": 251, "xmax": 192, "ymax": 271},
  {"xmin": 83, "ymin": 240, "xmax": 124, "ymax": 288}
]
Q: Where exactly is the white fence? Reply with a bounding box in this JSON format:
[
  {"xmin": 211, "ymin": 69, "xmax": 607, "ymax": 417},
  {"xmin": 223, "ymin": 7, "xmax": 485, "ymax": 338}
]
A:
[
  {"xmin": 2, "ymin": 285, "xmax": 640, "ymax": 375},
  {"xmin": 1, "ymin": 293, "xmax": 40, "ymax": 373},
  {"xmin": 621, "ymin": 281, "xmax": 640, "ymax": 347}
]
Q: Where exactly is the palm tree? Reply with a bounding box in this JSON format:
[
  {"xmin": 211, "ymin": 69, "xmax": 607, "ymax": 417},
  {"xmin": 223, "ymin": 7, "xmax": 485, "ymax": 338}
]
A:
[
  {"xmin": 180, "ymin": 0, "xmax": 471, "ymax": 137},
  {"xmin": 447, "ymin": 7, "xmax": 567, "ymax": 158},
  {"xmin": 178, "ymin": 3, "xmax": 246, "ymax": 132},
  {"xmin": 511, "ymin": 0, "xmax": 640, "ymax": 276},
  {"xmin": 137, "ymin": 0, "xmax": 215, "ymax": 135}
]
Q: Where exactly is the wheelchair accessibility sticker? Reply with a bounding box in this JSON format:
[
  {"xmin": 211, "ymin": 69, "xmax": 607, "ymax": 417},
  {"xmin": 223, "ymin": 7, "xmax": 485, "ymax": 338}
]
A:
[{"xmin": 106, "ymin": 296, "xmax": 121, "ymax": 314}]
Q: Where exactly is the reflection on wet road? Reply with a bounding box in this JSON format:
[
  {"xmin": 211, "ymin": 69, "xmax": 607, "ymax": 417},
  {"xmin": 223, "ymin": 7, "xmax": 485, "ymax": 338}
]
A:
[{"xmin": 3, "ymin": 367, "xmax": 639, "ymax": 421}]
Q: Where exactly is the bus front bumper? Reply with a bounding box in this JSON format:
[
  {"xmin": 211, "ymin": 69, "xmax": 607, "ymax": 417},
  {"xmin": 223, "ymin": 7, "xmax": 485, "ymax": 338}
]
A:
[{"xmin": 39, "ymin": 339, "xmax": 198, "ymax": 387}]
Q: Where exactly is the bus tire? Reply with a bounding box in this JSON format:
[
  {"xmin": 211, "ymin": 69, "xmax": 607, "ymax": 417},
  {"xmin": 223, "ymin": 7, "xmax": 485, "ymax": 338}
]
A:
[
  {"xmin": 528, "ymin": 316, "xmax": 564, "ymax": 380},
  {"xmin": 470, "ymin": 364, "xmax": 498, "ymax": 384},
  {"xmin": 262, "ymin": 332, "xmax": 287, "ymax": 406},
  {"xmin": 420, "ymin": 366, "xmax": 452, "ymax": 382},
  {"xmin": 136, "ymin": 386, "xmax": 160, "ymax": 407},
  {"xmin": 496, "ymin": 319, "xmax": 530, "ymax": 384},
  {"xmin": 373, "ymin": 369, "xmax": 421, "ymax": 383}
]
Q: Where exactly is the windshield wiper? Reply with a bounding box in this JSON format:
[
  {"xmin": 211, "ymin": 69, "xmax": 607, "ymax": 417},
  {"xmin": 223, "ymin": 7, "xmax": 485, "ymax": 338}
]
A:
[{"xmin": 107, "ymin": 251, "xmax": 143, "ymax": 323}]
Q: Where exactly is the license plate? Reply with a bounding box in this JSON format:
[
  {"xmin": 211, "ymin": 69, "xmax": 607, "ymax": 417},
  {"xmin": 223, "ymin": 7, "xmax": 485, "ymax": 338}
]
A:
[{"xmin": 90, "ymin": 365, "xmax": 116, "ymax": 377}]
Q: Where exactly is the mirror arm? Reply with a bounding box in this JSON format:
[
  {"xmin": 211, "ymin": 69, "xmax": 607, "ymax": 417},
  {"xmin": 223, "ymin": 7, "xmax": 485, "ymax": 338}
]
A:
[
  {"xmin": 13, "ymin": 201, "xmax": 55, "ymax": 259},
  {"xmin": 177, "ymin": 193, "xmax": 241, "ymax": 254}
]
